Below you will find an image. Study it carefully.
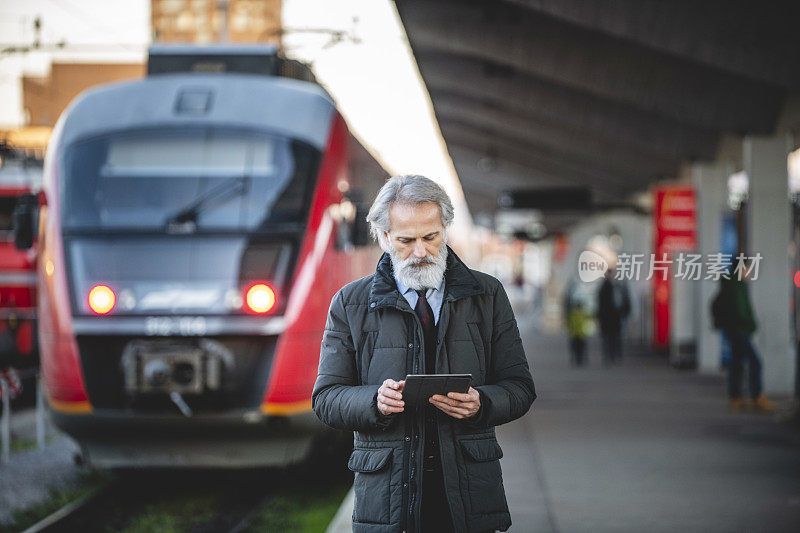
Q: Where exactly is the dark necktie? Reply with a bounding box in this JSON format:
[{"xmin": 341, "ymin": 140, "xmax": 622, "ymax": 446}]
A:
[
  {"xmin": 415, "ymin": 289, "xmax": 436, "ymax": 373},
  {"xmin": 415, "ymin": 290, "xmax": 444, "ymax": 486}
]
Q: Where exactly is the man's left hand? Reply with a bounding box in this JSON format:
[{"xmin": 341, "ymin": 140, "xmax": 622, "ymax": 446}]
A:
[{"xmin": 429, "ymin": 387, "xmax": 481, "ymax": 419}]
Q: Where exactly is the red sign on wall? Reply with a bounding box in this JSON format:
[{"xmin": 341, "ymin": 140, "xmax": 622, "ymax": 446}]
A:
[{"xmin": 652, "ymin": 185, "xmax": 697, "ymax": 349}]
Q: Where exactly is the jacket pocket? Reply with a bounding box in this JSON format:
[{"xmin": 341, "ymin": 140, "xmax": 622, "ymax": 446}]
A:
[
  {"xmin": 459, "ymin": 438, "xmax": 508, "ymax": 516},
  {"xmin": 348, "ymin": 447, "xmax": 393, "ymax": 524}
]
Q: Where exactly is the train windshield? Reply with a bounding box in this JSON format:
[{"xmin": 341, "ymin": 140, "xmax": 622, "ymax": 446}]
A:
[
  {"xmin": 68, "ymin": 237, "xmax": 293, "ymax": 315},
  {"xmin": 62, "ymin": 127, "xmax": 320, "ymax": 232}
]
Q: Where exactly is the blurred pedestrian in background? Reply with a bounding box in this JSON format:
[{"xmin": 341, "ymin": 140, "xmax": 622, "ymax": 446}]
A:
[
  {"xmin": 597, "ymin": 267, "xmax": 630, "ymax": 366},
  {"xmin": 566, "ymin": 301, "xmax": 591, "ymax": 367},
  {"xmin": 711, "ymin": 266, "xmax": 776, "ymax": 412},
  {"xmin": 564, "ymin": 280, "xmax": 592, "ymax": 367}
]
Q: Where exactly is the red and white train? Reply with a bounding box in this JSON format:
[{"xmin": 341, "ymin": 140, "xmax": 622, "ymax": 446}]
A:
[{"xmin": 15, "ymin": 46, "xmax": 386, "ymax": 467}]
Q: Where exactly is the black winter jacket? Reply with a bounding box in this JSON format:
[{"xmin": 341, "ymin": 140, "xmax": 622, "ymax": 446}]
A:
[{"xmin": 313, "ymin": 248, "xmax": 536, "ymax": 533}]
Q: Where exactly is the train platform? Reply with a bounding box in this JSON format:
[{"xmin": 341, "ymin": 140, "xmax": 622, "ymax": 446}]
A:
[{"xmin": 328, "ymin": 309, "xmax": 800, "ymax": 533}]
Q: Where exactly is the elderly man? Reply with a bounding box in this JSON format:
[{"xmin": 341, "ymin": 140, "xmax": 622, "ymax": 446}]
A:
[{"xmin": 313, "ymin": 175, "xmax": 535, "ymax": 533}]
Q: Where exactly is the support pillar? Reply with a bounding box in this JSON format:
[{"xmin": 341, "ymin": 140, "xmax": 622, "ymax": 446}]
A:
[
  {"xmin": 693, "ymin": 162, "xmax": 730, "ymax": 374},
  {"xmin": 744, "ymin": 135, "xmax": 794, "ymax": 396}
]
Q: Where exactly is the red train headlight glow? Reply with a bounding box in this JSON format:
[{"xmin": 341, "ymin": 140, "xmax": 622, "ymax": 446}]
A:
[
  {"xmin": 245, "ymin": 284, "xmax": 276, "ymax": 314},
  {"xmin": 88, "ymin": 285, "xmax": 116, "ymax": 315}
]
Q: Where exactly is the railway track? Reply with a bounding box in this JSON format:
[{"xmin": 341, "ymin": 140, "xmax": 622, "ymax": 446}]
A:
[
  {"xmin": 20, "ymin": 479, "xmax": 118, "ymax": 533},
  {"xmin": 19, "ymin": 472, "xmax": 277, "ymax": 533},
  {"xmin": 15, "ymin": 440, "xmax": 352, "ymax": 532}
]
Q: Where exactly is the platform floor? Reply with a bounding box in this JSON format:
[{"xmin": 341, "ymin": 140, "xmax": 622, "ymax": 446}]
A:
[
  {"xmin": 503, "ymin": 318, "xmax": 800, "ymax": 533},
  {"xmin": 328, "ymin": 313, "xmax": 800, "ymax": 533}
]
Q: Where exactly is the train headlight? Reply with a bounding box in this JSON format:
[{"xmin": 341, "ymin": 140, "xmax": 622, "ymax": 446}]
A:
[
  {"xmin": 88, "ymin": 285, "xmax": 116, "ymax": 315},
  {"xmin": 245, "ymin": 284, "xmax": 276, "ymax": 314}
]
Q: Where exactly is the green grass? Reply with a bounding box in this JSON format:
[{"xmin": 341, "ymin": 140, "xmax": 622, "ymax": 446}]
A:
[
  {"xmin": 0, "ymin": 470, "xmax": 111, "ymax": 533},
  {"xmin": 104, "ymin": 477, "xmax": 349, "ymax": 533},
  {"xmin": 4, "ymin": 433, "xmax": 56, "ymax": 453},
  {"xmin": 247, "ymin": 481, "xmax": 351, "ymax": 533},
  {"xmin": 113, "ymin": 493, "xmax": 222, "ymax": 533},
  {"xmin": 10, "ymin": 436, "xmax": 36, "ymax": 452}
]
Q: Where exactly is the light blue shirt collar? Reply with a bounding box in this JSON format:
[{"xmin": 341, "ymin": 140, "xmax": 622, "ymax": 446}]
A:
[{"xmin": 395, "ymin": 275, "xmax": 445, "ymax": 326}]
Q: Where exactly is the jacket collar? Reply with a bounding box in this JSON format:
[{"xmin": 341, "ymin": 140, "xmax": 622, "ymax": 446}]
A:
[{"xmin": 368, "ymin": 245, "xmax": 483, "ymax": 310}]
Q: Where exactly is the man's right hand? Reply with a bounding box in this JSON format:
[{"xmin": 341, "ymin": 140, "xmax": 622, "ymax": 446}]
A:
[{"xmin": 377, "ymin": 379, "xmax": 405, "ymax": 415}]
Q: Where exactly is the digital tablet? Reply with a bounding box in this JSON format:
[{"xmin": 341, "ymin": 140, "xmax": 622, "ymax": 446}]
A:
[{"xmin": 402, "ymin": 374, "xmax": 472, "ymax": 406}]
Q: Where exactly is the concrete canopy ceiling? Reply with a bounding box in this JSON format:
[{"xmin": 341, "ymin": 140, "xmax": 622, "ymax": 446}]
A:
[{"xmin": 394, "ymin": 0, "xmax": 799, "ymax": 227}]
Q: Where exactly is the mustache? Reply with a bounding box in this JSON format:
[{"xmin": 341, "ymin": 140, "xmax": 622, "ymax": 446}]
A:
[{"xmin": 397, "ymin": 253, "xmax": 437, "ymax": 267}]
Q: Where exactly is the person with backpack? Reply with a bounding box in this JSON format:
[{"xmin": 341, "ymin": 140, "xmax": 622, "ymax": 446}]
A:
[
  {"xmin": 564, "ymin": 279, "xmax": 593, "ymax": 367},
  {"xmin": 566, "ymin": 301, "xmax": 592, "ymax": 367},
  {"xmin": 711, "ymin": 267, "xmax": 776, "ymax": 412}
]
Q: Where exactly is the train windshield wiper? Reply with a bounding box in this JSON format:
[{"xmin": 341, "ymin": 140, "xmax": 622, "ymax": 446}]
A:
[{"xmin": 164, "ymin": 176, "xmax": 250, "ymax": 233}]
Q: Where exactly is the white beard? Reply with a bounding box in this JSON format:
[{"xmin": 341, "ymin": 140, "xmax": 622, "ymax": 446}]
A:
[{"xmin": 389, "ymin": 244, "xmax": 448, "ymax": 291}]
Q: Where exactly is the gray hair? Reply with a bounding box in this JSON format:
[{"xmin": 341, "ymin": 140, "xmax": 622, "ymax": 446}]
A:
[{"xmin": 366, "ymin": 175, "xmax": 454, "ymax": 247}]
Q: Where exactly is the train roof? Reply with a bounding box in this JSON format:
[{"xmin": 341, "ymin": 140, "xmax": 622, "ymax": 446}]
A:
[
  {"xmin": 57, "ymin": 73, "xmax": 336, "ymax": 150},
  {"xmin": 148, "ymin": 44, "xmax": 280, "ymax": 56}
]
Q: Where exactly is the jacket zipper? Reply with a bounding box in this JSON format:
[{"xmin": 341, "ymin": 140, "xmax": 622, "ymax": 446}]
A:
[
  {"xmin": 397, "ymin": 298, "xmax": 448, "ymax": 532},
  {"xmin": 409, "ymin": 309, "xmax": 423, "ymax": 533},
  {"xmin": 410, "ymin": 299, "xmax": 452, "ymax": 532},
  {"xmin": 433, "ymin": 300, "xmax": 457, "ymax": 529}
]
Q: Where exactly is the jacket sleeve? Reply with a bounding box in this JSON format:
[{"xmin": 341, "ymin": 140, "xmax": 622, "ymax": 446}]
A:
[
  {"xmin": 312, "ymin": 290, "xmax": 394, "ymax": 432},
  {"xmin": 472, "ymin": 282, "xmax": 536, "ymax": 428}
]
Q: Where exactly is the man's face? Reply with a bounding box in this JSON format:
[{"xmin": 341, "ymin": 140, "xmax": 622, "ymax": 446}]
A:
[
  {"xmin": 384, "ymin": 202, "xmax": 448, "ymax": 290},
  {"xmin": 386, "ymin": 202, "xmax": 445, "ymax": 259}
]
